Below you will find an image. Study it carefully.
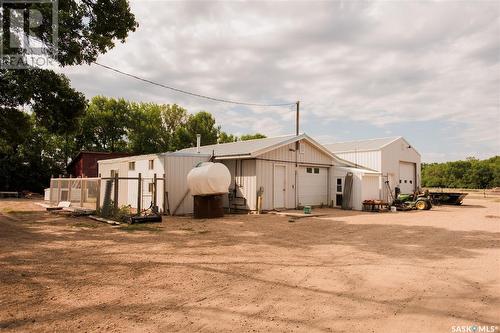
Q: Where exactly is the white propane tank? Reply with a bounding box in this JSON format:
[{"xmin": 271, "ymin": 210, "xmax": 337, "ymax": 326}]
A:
[{"xmin": 187, "ymin": 162, "xmax": 231, "ymax": 196}]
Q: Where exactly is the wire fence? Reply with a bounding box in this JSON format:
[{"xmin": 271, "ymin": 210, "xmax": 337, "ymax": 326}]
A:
[
  {"xmin": 49, "ymin": 174, "xmax": 168, "ymax": 214},
  {"xmin": 49, "ymin": 178, "xmax": 100, "ymax": 209}
]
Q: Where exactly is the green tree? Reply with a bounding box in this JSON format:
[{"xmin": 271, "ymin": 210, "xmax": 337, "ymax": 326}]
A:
[
  {"xmin": 240, "ymin": 133, "xmax": 267, "ymax": 141},
  {"xmin": 422, "ymin": 156, "xmax": 500, "ymax": 189},
  {"xmin": 0, "ymin": 0, "xmax": 137, "ymax": 191},
  {"xmin": 218, "ymin": 132, "xmax": 238, "ymax": 143},
  {"xmin": 76, "ymin": 96, "xmax": 131, "ymax": 152},
  {"xmin": 180, "ymin": 111, "xmax": 220, "ymax": 148}
]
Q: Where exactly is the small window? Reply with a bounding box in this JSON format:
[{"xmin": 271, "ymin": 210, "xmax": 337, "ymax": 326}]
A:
[
  {"xmin": 399, "ymin": 179, "xmax": 402, "ymax": 183},
  {"xmin": 409, "ymin": 180, "xmax": 413, "ymax": 184},
  {"xmin": 110, "ymin": 170, "xmax": 118, "ymax": 178},
  {"xmin": 149, "ymin": 159, "xmax": 154, "ymax": 170},
  {"xmin": 148, "ymin": 183, "xmax": 154, "ymax": 193},
  {"xmin": 299, "ymin": 142, "xmax": 305, "ymax": 154},
  {"xmin": 404, "ymin": 180, "xmax": 407, "ymax": 183},
  {"xmin": 336, "ymin": 178, "xmax": 342, "ymax": 193},
  {"xmin": 314, "ymin": 168, "xmax": 320, "ymax": 174},
  {"xmin": 129, "ymin": 161, "xmax": 135, "ymax": 170},
  {"xmin": 306, "ymin": 167, "xmax": 312, "ymax": 173}
]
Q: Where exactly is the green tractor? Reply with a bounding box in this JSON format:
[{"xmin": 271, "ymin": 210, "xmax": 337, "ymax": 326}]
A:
[
  {"xmin": 385, "ymin": 181, "xmax": 432, "ymax": 211},
  {"xmin": 393, "ymin": 193, "xmax": 432, "ymax": 211}
]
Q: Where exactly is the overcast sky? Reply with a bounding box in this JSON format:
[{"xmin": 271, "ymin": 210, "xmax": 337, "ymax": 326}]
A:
[{"xmin": 60, "ymin": 0, "xmax": 500, "ymax": 162}]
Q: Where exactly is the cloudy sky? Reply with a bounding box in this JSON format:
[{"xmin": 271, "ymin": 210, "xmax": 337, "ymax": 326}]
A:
[{"xmin": 61, "ymin": 0, "xmax": 500, "ymax": 162}]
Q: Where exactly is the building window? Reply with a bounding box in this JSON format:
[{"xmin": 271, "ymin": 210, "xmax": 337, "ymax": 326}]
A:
[
  {"xmin": 148, "ymin": 183, "xmax": 154, "ymax": 193},
  {"xmin": 299, "ymin": 142, "xmax": 305, "ymax": 154},
  {"xmin": 409, "ymin": 180, "xmax": 412, "ymax": 184},
  {"xmin": 336, "ymin": 178, "xmax": 342, "ymax": 193},
  {"xmin": 149, "ymin": 160, "xmax": 154, "ymax": 170},
  {"xmin": 306, "ymin": 167, "xmax": 312, "ymax": 173},
  {"xmin": 110, "ymin": 170, "xmax": 118, "ymax": 178},
  {"xmin": 129, "ymin": 162, "xmax": 135, "ymax": 170},
  {"xmin": 314, "ymin": 168, "xmax": 320, "ymax": 174}
]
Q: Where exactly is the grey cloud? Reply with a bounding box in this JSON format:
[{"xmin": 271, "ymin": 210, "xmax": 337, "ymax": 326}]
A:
[{"xmin": 59, "ymin": 0, "xmax": 500, "ymax": 160}]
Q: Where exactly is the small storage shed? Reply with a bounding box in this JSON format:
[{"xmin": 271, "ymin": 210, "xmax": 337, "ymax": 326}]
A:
[{"xmin": 325, "ymin": 137, "xmax": 421, "ymax": 200}]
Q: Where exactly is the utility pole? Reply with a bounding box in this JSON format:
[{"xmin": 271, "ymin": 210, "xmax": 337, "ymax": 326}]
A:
[
  {"xmin": 295, "ymin": 100, "xmax": 300, "ymax": 209},
  {"xmin": 295, "ymin": 101, "xmax": 300, "ymax": 136}
]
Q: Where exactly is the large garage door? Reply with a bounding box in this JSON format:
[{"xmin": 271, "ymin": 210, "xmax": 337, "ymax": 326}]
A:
[
  {"xmin": 399, "ymin": 162, "xmax": 416, "ymax": 194},
  {"xmin": 298, "ymin": 166, "xmax": 328, "ymax": 206}
]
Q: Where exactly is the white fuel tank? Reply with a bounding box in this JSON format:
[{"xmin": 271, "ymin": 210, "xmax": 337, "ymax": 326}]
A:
[{"xmin": 187, "ymin": 162, "xmax": 231, "ymax": 196}]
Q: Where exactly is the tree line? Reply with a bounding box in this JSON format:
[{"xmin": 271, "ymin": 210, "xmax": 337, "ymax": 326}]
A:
[
  {"xmin": 421, "ymin": 156, "xmax": 500, "ymax": 189},
  {"xmin": 0, "ymin": 96, "xmax": 265, "ymax": 193}
]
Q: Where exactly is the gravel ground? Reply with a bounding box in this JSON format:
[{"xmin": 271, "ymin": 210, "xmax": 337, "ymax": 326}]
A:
[{"xmin": 0, "ymin": 197, "xmax": 499, "ymax": 332}]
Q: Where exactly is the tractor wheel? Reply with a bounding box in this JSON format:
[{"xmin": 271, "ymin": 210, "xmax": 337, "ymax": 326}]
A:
[{"xmin": 415, "ymin": 200, "xmax": 427, "ymax": 210}]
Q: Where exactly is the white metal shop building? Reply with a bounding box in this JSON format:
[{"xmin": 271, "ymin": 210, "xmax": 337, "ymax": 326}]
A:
[
  {"xmin": 97, "ymin": 134, "xmax": 382, "ymax": 214},
  {"xmin": 325, "ymin": 136, "xmax": 421, "ymax": 201}
]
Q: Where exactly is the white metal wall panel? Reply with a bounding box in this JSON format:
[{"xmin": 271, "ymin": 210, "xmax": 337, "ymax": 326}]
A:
[
  {"xmin": 222, "ymin": 159, "xmax": 257, "ymax": 211},
  {"xmin": 361, "ymin": 175, "xmax": 381, "ymax": 201},
  {"xmin": 334, "ymin": 151, "xmax": 381, "ymax": 171},
  {"xmin": 259, "ymin": 140, "xmax": 332, "ymax": 165},
  {"xmin": 381, "ymin": 138, "xmax": 421, "ymax": 200},
  {"xmin": 165, "ymin": 155, "xmax": 210, "ymax": 215}
]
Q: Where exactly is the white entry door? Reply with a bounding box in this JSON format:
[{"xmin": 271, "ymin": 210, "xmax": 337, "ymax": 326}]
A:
[{"xmin": 273, "ymin": 165, "xmax": 286, "ymax": 208}]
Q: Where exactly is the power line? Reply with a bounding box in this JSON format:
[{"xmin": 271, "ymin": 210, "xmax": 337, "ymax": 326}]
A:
[{"xmin": 93, "ymin": 62, "xmax": 295, "ymax": 107}]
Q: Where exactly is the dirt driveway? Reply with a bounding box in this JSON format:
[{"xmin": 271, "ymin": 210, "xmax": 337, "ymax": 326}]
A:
[{"xmin": 0, "ymin": 197, "xmax": 499, "ymax": 332}]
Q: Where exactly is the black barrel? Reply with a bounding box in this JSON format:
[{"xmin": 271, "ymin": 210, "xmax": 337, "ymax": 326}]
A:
[{"xmin": 193, "ymin": 194, "xmax": 224, "ymax": 219}]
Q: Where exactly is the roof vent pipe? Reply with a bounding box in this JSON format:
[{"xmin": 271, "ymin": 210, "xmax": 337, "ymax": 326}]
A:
[{"xmin": 196, "ymin": 134, "xmax": 201, "ymax": 153}]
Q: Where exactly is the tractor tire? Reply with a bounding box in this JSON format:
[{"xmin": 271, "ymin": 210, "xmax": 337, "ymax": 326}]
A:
[
  {"xmin": 415, "ymin": 200, "xmax": 427, "ymax": 210},
  {"xmin": 424, "ymin": 201, "xmax": 432, "ymax": 210}
]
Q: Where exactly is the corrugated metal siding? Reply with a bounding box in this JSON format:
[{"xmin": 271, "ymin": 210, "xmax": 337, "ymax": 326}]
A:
[
  {"xmin": 259, "ymin": 140, "xmax": 332, "ymax": 165},
  {"xmin": 165, "ymin": 155, "xmax": 210, "ymax": 215},
  {"xmin": 256, "ymin": 140, "xmax": 334, "ymax": 210},
  {"xmin": 334, "ymin": 151, "xmax": 381, "ymax": 171},
  {"xmin": 361, "ymin": 175, "xmax": 381, "ymax": 202},
  {"xmin": 221, "ymin": 159, "xmax": 257, "ymax": 210}
]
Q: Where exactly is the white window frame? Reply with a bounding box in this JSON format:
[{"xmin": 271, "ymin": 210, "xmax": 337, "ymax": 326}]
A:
[
  {"xmin": 129, "ymin": 161, "xmax": 135, "ymax": 171},
  {"xmin": 148, "ymin": 159, "xmax": 154, "ymax": 170}
]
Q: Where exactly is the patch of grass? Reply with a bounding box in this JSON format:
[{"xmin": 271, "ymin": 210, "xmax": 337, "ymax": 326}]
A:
[{"xmin": 118, "ymin": 224, "xmax": 162, "ymax": 233}]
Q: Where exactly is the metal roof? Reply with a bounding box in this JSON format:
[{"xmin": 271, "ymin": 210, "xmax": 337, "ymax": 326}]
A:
[
  {"xmin": 324, "ymin": 137, "xmax": 402, "ymax": 153},
  {"xmin": 177, "ymin": 133, "xmax": 336, "ymax": 160}
]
